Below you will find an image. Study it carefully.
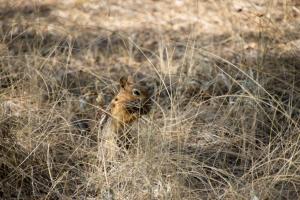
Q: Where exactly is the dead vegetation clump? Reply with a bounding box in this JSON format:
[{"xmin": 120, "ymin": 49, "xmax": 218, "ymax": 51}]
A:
[{"xmin": 1, "ymin": 0, "xmax": 300, "ymax": 199}]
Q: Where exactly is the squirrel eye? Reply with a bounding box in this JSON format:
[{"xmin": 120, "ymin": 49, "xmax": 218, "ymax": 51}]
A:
[{"xmin": 132, "ymin": 88, "xmax": 141, "ymax": 96}]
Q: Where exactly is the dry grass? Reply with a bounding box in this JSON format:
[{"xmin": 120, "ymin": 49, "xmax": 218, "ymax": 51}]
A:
[{"xmin": 1, "ymin": 0, "xmax": 300, "ymax": 199}]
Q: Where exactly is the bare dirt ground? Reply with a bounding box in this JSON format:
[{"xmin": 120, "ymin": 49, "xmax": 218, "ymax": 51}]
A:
[{"xmin": 1, "ymin": 0, "xmax": 300, "ymax": 199}]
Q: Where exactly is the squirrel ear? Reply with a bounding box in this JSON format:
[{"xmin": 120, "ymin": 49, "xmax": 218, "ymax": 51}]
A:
[
  {"xmin": 127, "ymin": 76, "xmax": 134, "ymax": 84},
  {"xmin": 120, "ymin": 76, "xmax": 128, "ymax": 88}
]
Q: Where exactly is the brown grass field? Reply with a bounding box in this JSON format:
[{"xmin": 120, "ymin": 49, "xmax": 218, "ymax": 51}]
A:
[{"xmin": 1, "ymin": 0, "xmax": 300, "ymax": 199}]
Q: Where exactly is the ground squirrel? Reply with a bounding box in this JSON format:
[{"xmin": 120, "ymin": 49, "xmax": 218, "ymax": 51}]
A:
[{"xmin": 100, "ymin": 72, "xmax": 155, "ymax": 160}]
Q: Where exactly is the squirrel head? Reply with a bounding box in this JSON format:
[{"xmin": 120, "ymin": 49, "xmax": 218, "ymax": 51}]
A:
[{"xmin": 117, "ymin": 73, "xmax": 155, "ymax": 115}]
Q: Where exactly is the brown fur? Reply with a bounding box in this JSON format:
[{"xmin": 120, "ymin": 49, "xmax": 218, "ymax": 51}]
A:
[
  {"xmin": 110, "ymin": 74, "xmax": 154, "ymax": 133},
  {"xmin": 101, "ymin": 73, "xmax": 154, "ymax": 160}
]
